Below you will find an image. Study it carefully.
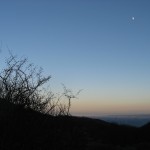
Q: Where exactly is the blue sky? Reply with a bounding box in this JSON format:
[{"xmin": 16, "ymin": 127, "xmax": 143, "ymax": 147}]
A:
[{"xmin": 0, "ymin": 0, "xmax": 150, "ymax": 115}]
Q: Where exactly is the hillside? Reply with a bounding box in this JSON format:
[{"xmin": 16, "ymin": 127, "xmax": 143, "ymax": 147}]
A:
[{"xmin": 0, "ymin": 100, "xmax": 150, "ymax": 150}]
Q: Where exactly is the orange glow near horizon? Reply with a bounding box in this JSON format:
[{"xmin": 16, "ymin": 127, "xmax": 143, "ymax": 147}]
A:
[{"xmin": 70, "ymin": 97, "xmax": 150, "ymax": 116}]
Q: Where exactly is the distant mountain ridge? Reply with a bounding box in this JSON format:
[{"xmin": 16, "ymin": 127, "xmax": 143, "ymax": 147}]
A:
[{"xmin": 95, "ymin": 115, "xmax": 150, "ymax": 127}]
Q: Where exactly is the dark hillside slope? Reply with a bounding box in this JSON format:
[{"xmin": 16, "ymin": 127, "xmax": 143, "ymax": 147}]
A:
[{"xmin": 0, "ymin": 100, "xmax": 150, "ymax": 150}]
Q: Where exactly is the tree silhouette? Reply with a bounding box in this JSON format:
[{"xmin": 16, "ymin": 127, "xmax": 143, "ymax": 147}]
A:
[{"xmin": 0, "ymin": 53, "xmax": 80, "ymax": 115}]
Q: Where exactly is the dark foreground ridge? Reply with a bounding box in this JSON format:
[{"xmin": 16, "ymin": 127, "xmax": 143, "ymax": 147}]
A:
[{"xmin": 0, "ymin": 100, "xmax": 150, "ymax": 150}]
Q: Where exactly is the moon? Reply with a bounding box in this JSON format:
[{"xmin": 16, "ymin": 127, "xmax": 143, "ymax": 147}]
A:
[{"xmin": 132, "ymin": 17, "xmax": 135, "ymax": 20}]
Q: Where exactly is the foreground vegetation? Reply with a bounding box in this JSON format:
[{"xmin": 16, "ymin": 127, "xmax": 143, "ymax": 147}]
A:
[{"xmin": 0, "ymin": 53, "xmax": 80, "ymax": 116}]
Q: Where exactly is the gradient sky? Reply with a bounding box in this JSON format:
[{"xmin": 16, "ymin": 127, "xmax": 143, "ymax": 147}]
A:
[{"xmin": 0, "ymin": 0, "xmax": 150, "ymax": 115}]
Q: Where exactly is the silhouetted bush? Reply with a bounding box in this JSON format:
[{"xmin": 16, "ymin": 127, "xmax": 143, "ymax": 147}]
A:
[{"xmin": 0, "ymin": 53, "xmax": 79, "ymax": 115}]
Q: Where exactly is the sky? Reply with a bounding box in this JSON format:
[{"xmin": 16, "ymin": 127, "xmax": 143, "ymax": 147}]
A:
[{"xmin": 0, "ymin": 0, "xmax": 150, "ymax": 116}]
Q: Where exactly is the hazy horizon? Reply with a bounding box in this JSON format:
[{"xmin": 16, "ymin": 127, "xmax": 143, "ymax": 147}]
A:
[{"xmin": 0, "ymin": 0, "xmax": 150, "ymax": 115}]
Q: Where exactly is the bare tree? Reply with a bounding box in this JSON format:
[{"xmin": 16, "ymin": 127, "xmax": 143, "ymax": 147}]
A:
[
  {"xmin": 0, "ymin": 54, "xmax": 52, "ymax": 112},
  {"xmin": 61, "ymin": 84, "xmax": 82, "ymax": 115},
  {"xmin": 0, "ymin": 53, "xmax": 81, "ymax": 115}
]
